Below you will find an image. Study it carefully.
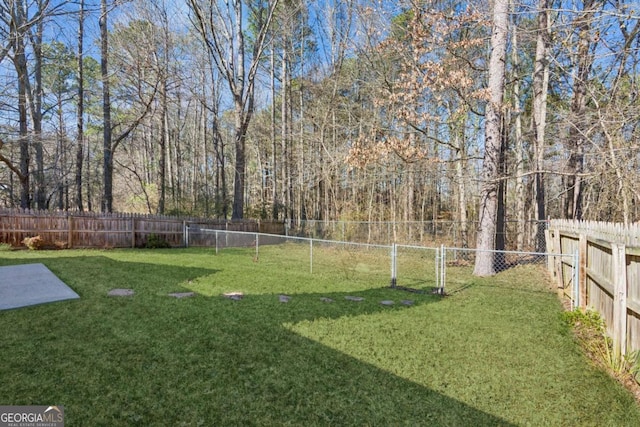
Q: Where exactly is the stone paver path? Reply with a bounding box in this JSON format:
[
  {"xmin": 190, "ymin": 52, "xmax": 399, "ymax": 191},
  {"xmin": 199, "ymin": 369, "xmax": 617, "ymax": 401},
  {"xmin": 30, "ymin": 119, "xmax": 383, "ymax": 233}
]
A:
[{"xmin": 108, "ymin": 289, "xmax": 134, "ymax": 297}]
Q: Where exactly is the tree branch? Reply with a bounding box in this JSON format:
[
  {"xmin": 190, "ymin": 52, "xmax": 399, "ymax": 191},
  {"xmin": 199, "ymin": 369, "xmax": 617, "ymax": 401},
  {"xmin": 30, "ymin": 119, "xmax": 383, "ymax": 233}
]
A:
[{"xmin": 0, "ymin": 137, "xmax": 26, "ymax": 181}]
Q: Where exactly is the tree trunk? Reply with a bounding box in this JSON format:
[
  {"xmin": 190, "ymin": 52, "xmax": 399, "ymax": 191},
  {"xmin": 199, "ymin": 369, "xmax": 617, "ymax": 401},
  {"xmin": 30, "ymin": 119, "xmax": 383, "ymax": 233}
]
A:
[
  {"xmin": 14, "ymin": 2, "xmax": 30, "ymax": 209},
  {"xmin": 495, "ymin": 114, "xmax": 509, "ymax": 269},
  {"xmin": 158, "ymin": 80, "xmax": 168, "ymax": 214},
  {"xmin": 75, "ymin": 0, "xmax": 85, "ymax": 211},
  {"xmin": 57, "ymin": 94, "xmax": 66, "ymax": 210},
  {"xmin": 86, "ymin": 141, "xmax": 92, "ymax": 211},
  {"xmin": 473, "ymin": 0, "xmax": 509, "ymax": 276},
  {"xmin": 18, "ymin": 76, "xmax": 30, "ymax": 209},
  {"xmin": 532, "ymin": 0, "xmax": 551, "ymax": 249},
  {"xmin": 231, "ymin": 109, "xmax": 247, "ymax": 219},
  {"xmin": 565, "ymin": 0, "xmax": 600, "ymax": 220},
  {"xmin": 33, "ymin": 0, "xmax": 45, "ymax": 209},
  {"xmin": 454, "ymin": 137, "xmax": 469, "ymax": 249},
  {"xmin": 271, "ymin": 45, "xmax": 278, "ymax": 219},
  {"xmin": 188, "ymin": 0, "xmax": 278, "ymax": 220},
  {"xmin": 511, "ymin": 9, "xmax": 525, "ymax": 251},
  {"xmin": 100, "ymin": 0, "xmax": 113, "ymax": 213},
  {"xmin": 157, "ymin": 7, "xmax": 171, "ymax": 215},
  {"xmin": 230, "ymin": 0, "xmax": 246, "ymax": 220},
  {"xmin": 281, "ymin": 47, "xmax": 289, "ymax": 220},
  {"xmin": 218, "ymin": 130, "xmax": 228, "ymax": 219}
]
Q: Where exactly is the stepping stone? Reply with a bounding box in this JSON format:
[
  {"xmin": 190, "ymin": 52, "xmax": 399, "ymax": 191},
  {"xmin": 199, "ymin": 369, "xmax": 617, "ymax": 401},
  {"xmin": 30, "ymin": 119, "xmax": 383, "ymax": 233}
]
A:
[
  {"xmin": 380, "ymin": 300, "xmax": 395, "ymax": 306},
  {"xmin": 345, "ymin": 296, "xmax": 364, "ymax": 302},
  {"xmin": 401, "ymin": 300, "xmax": 414, "ymax": 306},
  {"xmin": 279, "ymin": 295, "xmax": 291, "ymax": 303},
  {"xmin": 108, "ymin": 289, "xmax": 134, "ymax": 297},
  {"xmin": 320, "ymin": 297, "xmax": 334, "ymax": 303},
  {"xmin": 168, "ymin": 292, "xmax": 196, "ymax": 299},
  {"xmin": 223, "ymin": 292, "xmax": 244, "ymax": 300}
]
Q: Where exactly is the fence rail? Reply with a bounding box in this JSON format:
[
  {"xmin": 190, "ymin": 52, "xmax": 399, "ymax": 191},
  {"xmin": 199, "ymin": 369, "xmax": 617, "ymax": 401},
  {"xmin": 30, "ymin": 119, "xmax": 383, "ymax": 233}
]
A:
[
  {"xmin": 0, "ymin": 208, "xmax": 285, "ymax": 249},
  {"xmin": 288, "ymin": 219, "xmax": 547, "ymax": 251},
  {"xmin": 548, "ymin": 219, "xmax": 640, "ymax": 358}
]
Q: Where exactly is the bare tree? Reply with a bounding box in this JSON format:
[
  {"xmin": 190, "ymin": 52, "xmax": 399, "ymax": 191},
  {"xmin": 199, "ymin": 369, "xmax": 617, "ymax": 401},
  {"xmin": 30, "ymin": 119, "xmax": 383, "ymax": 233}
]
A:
[
  {"xmin": 188, "ymin": 0, "xmax": 279, "ymax": 219},
  {"xmin": 510, "ymin": 9, "xmax": 525, "ymax": 251},
  {"xmin": 100, "ymin": 0, "xmax": 113, "ymax": 212},
  {"xmin": 14, "ymin": 0, "xmax": 45, "ymax": 209},
  {"xmin": 564, "ymin": 0, "xmax": 603, "ymax": 220},
  {"xmin": 587, "ymin": 2, "xmax": 640, "ymax": 223},
  {"xmin": 75, "ymin": 0, "xmax": 85, "ymax": 210},
  {"xmin": 12, "ymin": 0, "xmax": 34, "ymax": 208},
  {"xmin": 532, "ymin": 0, "xmax": 551, "ymax": 250},
  {"xmin": 100, "ymin": 0, "xmax": 160, "ymax": 213}
]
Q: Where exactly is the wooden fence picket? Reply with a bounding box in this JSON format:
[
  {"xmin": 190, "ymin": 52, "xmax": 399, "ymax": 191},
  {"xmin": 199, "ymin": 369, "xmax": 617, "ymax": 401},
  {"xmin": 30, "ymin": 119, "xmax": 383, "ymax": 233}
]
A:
[
  {"xmin": 0, "ymin": 208, "xmax": 285, "ymax": 249},
  {"xmin": 549, "ymin": 219, "xmax": 640, "ymax": 357}
]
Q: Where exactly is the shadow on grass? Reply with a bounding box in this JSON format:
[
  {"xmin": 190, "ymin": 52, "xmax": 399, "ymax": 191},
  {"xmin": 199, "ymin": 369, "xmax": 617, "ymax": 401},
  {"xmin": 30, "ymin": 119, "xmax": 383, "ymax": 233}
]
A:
[
  {"xmin": 442, "ymin": 263, "xmax": 556, "ymax": 297},
  {"xmin": 0, "ymin": 255, "xmax": 514, "ymax": 426},
  {"xmin": 0, "ymin": 254, "xmax": 219, "ymax": 298}
]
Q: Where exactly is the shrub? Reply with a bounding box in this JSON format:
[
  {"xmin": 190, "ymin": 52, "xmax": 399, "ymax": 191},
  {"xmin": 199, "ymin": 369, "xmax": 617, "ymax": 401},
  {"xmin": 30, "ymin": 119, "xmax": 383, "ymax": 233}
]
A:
[
  {"xmin": 22, "ymin": 235, "xmax": 45, "ymax": 250},
  {"xmin": 144, "ymin": 233, "xmax": 171, "ymax": 249},
  {"xmin": 562, "ymin": 308, "xmax": 604, "ymax": 332},
  {"xmin": 54, "ymin": 240, "xmax": 68, "ymax": 250},
  {"xmin": 628, "ymin": 350, "xmax": 640, "ymax": 383},
  {"xmin": 563, "ymin": 308, "xmax": 640, "ymax": 378}
]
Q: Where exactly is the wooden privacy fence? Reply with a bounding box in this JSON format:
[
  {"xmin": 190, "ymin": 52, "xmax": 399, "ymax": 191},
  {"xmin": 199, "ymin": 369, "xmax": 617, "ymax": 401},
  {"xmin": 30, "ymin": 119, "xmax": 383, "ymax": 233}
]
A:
[
  {"xmin": 0, "ymin": 208, "xmax": 285, "ymax": 249},
  {"xmin": 548, "ymin": 219, "xmax": 640, "ymax": 358}
]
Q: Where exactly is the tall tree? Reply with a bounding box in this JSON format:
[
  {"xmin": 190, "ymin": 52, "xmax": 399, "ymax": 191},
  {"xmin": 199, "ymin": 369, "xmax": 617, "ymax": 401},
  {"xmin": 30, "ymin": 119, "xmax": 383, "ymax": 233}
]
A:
[
  {"xmin": 13, "ymin": 0, "xmax": 32, "ymax": 208},
  {"xmin": 587, "ymin": 1, "xmax": 640, "ymax": 223},
  {"xmin": 100, "ymin": 1, "xmax": 159, "ymax": 213},
  {"xmin": 42, "ymin": 41, "xmax": 75, "ymax": 209},
  {"xmin": 347, "ymin": 3, "xmax": 486, "ymax": 242},
  {"xmin": 31, "ymin": 0, "xmax": 45, "ymax": 209},
  {"xmin": 100, "ymin": 0, "xmax": 113, "ymax": 212},
  {"xmin": 564, "ymin": 0, "xmax": 602, "ymax": 220},
  {"xmin": 157, "ymin": 5, "xmax": 170, "ymax": 215},
  {"xmin": 188, "ymin": 0, "xmax": 279, "ymax": 219},
  {"xmin": 76, "ymin": 0, "xmax": 85, "ymax": 210},
  {"xmin": 532, "ymin": 0, "xmax": 551, "ymax": 250},
  {"xmin": 510, "ymin": 9, "xmax": 525, "ymax": 251},
  {"xmin": 473, "ymin": 0, "xmax": 509, "ymax": 276}
]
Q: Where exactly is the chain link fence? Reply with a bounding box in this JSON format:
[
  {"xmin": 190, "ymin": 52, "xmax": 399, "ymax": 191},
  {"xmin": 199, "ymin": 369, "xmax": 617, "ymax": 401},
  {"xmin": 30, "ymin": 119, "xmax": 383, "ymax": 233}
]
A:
[
  {"xmin": 436, "ymin": 247, "xmax": 578, "ymax": 300},
  {"xmin": 186, "ymin": 228, "xmax": 574, "ymax": 298},
  {"xmin": 186, "ymin": 228, "xmax": 392, "ymax": 284},
  {"xmin": 288, "ymin": 220, "xmax": 548, "ymax": 252}
]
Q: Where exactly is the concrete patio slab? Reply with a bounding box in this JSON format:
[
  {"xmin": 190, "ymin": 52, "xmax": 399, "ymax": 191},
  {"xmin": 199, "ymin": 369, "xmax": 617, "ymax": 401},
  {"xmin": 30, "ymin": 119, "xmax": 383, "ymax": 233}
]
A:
[{"xmin": 0, "ymin": 263, "xmax": 80, "ymax": 310}]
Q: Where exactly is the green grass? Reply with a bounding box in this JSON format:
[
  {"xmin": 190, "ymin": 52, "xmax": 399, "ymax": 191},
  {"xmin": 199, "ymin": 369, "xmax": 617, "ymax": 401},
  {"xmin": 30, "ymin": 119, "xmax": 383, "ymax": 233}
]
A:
[{"xmin": 1, "ymin": 247, "xmax": 639, "ymax": 426}]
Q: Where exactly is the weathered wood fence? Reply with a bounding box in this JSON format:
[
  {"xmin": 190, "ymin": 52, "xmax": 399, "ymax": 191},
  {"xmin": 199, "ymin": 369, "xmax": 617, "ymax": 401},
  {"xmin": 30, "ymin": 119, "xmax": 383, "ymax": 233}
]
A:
[
  {"xmin": 548, "ymin": 219, "xmax": 640, "ymax": 357},
  {"xmin": 0, "ymin": 208, "xmax": 285, "ymax": 249}
]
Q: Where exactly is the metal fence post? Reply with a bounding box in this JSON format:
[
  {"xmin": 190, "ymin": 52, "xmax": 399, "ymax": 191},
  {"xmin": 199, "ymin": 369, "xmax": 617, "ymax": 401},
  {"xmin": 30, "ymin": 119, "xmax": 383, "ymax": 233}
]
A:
[
  {"xmin": 185, "ymin": 225, "xmax": 189, "ymax": 248},
  {"xmin": 215, "ymin": 230, "xmax": 219, "ymax": 254},
  {"xmin": 573, "ymin": 250, "xmax": 580, "ymax": 309},
  {"xmin": 390, "ymin": 243, "xmax": 397, "ymax": 288},
  {"xmin": 255, "ymin": 233, "xmax": 259, "ymax": 261},
  {"xmin": 310, "ymin": 239, "xmax": 313, "ymax": 274},
  {"xmin": 435, "ymin": 246, "xmax": 440, "ymax": 290},
  {"xmin": 440, "ymin": 244, "xmax": 446, "ymax": 294}
]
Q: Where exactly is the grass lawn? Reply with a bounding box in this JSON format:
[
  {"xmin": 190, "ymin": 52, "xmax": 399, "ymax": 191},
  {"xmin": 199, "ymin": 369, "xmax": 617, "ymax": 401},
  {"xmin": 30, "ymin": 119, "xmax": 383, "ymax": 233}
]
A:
[{"xmin": 1, "ymin": 247, "xmax": 639, "ymax": 426}]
